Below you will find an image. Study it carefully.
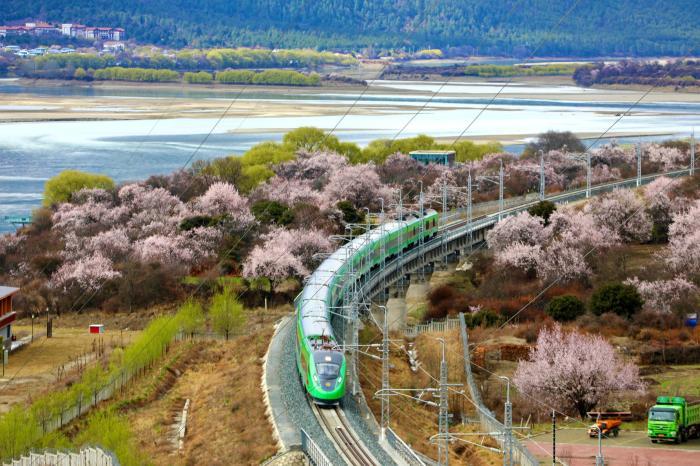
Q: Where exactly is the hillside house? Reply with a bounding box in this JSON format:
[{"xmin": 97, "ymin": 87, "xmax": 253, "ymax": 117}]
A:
[
  {"xmin": 0, "ymin": 286, "xmax": 18, "ymax": 343},
  {"xmin": 409, "ymin": 150, "xmax": 456, "ymax": 167}
]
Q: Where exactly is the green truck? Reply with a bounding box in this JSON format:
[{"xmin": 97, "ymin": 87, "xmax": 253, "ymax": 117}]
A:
[{"xmin": 648, "ymin": 396, "xmax": 700, "ymax": 443}]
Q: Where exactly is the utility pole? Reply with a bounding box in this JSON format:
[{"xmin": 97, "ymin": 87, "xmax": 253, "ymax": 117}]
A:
[
  {"xmin": 418, "ymin": 182, "xmax": 425, "ymax": 281},
  {"xmin": 539, "ymin": 150, "xmax": 545, "ymax": 201},
  {"xmin": 586, "ymin": 151, "xmax": 592, "ymax": 198},
  {"xmin": 551, "ymin": 410, "xmax": 556, "ymax": 466},
  {"xmin": 636, "ymin": 143, "xmax": 642, "ymax": 187},
  {"xmin": 595, "ymin": 425, "xmax": 605, "ymax": 466},
  {"xmin": 442, "ymin": 182, "xmax": 448, "ymax": 225},
  {"xmin": 380, "ymin": 305, "xmax": 390, "ymax": 439},
  {"xmin": 499, "ymin": 377, "xmax": 513, "ymax": 466},
  {"xmin": 691, "ymin": 130, "xmax": 696, "ymax": 176},
  {"xmin": 467, "ymin": 170, "xmax": 473, "ymax": 250},
  {"xmin": 437, "ymin": 337, "xmax": 450, "ymax": 466},
  {"xmin": 498, "ymin": 160, "xmax": 504, "ymax": 221}
]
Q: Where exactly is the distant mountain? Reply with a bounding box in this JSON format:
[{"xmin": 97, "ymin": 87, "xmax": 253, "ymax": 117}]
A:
[{"xmin": 2, "ymin": 0, "xmax": 698, "ymax": 57}]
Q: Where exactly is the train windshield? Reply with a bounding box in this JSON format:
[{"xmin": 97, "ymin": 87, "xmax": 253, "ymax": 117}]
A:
[
  {"xmin": 649, "ymin": 409, "xmax": 676, "ymax": 421},
  {"xmin": 316, "ymin": 363, "xmax": 340, "ymax": 378}
]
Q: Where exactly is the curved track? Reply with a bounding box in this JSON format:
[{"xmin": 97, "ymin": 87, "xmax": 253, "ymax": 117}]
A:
[{"xmin": 311, "ymin": 403, "xmax": 380, "ymax": 466}]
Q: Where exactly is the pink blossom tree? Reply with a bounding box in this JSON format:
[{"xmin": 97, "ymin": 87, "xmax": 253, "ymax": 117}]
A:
[
  {"xmin": 377, "ymin": 153, "xmax": 423, "ymax": 185},
  {"xmin": 253, "ymin": 176, "xmax": 324, "ymax": 206},
  {"xmin": 624, "ymin": 277, "xmax": 698, "ymax": 313},
  {"xmin": 50, "ymin": 253, "xmax": 120, "ymax": 292},
  {"xmin": 192, "ymin": 182, "xmax": 254, "ymax": 229},
  {"xmin": 323, "ymin": 164, "xmax": 391, "ymax": 210},
  {"xmin": 118, "ymin": 184, "xmax": 185, "ymax": 237},
  {"xmin": 494, "ymin": 242, "xmax": 542, "ymax": 274},
  {"xmin": 536, "ymin": 236, "xmax": 591, "ymax": 282},
  {"xmin": 546, "ymin": 209, "xmax": 619, "ymax": 250},
  {"xmin": 592, "ymin": 143, "xmax": 635, "ymax": 166},
  {"xmin": 514, "ymin": 324, "xmax": 645, "ymax": 418},
  {"xmin": 132, "ymin": 234, "xmax": 195, "ymax": 266},
  {"xmin": 275, "ymin": 150, "xmax": 347, "ymax": 186},
  {"xmin": 242, "ymin": 241, "xmax": 308, "ymax": 284},
  {"xmin": 486, "ymin": 212, "xmax": 547, "ymax": 252},
  {"xmin": 666, "ymin": 200, "xmax": 700, "ymax": 274},
  {"xmin": 584, "ymin": 189, "xmax": 652, "ymax": 243},
  {"xmin": 52, "ymin": 189, "xmax": 127, "ymax": 236},
  {"xmin": 242, "ymin": 227, "xmax": 333, "ymax": 283},
  {"xmin": 0, "ymin": 233, "xmax": 23, "ymax": 257},
  {"xmin": 426, "ymin": 169, "xmax": 465, "ymax": 209},
  {"xmin": 645, "ymin": 144, "xmax": 687, "ymax": 171}
]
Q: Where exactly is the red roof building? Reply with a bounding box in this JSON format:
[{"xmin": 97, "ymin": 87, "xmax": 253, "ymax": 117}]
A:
[{"xmin": 0, "ymin": 286, "xmax": 19, "ymax": 343}]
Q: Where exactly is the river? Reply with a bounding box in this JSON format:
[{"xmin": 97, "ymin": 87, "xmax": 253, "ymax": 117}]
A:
[{"xmin": 1, "ymin": 78, "xmax": 699, "ymax": 232}]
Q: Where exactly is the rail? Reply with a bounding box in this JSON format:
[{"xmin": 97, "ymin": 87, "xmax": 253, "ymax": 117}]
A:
[{"xmin": 312, "ymin": 405, "xmax": 379, "ymax": 466}]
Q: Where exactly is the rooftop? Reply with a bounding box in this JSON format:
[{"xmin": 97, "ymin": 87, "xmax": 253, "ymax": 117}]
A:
[
  {"xmin": 0, "ymin": 286, "xmax": 19, "ymax": 300},
  {"xmin": 409, "ymin": 150, "xmax": 456, "ymax": 155}
]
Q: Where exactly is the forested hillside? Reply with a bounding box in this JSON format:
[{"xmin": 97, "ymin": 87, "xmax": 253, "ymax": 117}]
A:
[{"xmin": 2, "ymin": 0, "xmax": 698, "ymax": 56}]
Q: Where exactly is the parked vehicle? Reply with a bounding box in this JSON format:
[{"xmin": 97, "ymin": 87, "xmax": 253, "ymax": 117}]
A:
[
  {"xmin": 648, "ymin": 396, "xmax": 700, "ymax": 443},
  {"xmin": 587, "ymin": 411, "xmax": 631, "ymax": 438}
]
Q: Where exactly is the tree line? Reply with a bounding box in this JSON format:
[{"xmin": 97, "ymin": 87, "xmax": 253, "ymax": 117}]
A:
[
  {"xmin": 1, "ymin": 0, "xmax": 698, "ymax": 56},
  {"xmin": 74, "ymin": 67, "xmax": 320, "ymax": 85},
  {"xmin": 573, "ymin": 60, "xmax": 700, "ymax": 87},
  {"xmin": 28, "ymin": 47, "xmax": 354, "ymax": 73}
]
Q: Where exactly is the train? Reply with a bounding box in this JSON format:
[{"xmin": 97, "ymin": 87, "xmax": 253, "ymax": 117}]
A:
[{"xmin": 295, "ymin": 209, "xmax": 439, "ymax": 404}]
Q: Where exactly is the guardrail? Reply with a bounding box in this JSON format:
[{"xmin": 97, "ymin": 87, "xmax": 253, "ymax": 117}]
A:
[
  {"xmin": 385, "ymin": 428, "xmax": 431, "ymax": 466},
  {"xmin": 301, "ymin": 429, "xmax": 333, "ymax": 466}
]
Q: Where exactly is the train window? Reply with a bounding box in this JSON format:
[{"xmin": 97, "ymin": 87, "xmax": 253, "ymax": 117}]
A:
[{"xmin": 316, "ymin": 363, "xmax": 340, "ymax": 378}]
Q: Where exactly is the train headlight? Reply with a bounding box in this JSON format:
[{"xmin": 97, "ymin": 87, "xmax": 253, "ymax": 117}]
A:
[
  {"xmin": 313, "ymin": 374, "xmax": 318, "ymax": 383},
  {"xmin": 337, "ymin": 376, "xmax": 343, "ymax": 384}
]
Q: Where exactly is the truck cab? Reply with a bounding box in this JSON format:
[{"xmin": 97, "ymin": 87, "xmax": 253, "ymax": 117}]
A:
[{"xmin": 648, "ymin": 396, "xmax": 700, "ymax": 444}]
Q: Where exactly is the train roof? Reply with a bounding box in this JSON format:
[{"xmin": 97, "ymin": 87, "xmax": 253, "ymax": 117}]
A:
[{"xmin": 298, "ymin": 211, "xmax": 437, "ymax": 338}]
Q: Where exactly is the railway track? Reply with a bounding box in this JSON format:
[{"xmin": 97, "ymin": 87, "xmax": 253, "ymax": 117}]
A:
[{"xmin": 311, "ymin": 403, "xmax": 381, "ymax": 466}]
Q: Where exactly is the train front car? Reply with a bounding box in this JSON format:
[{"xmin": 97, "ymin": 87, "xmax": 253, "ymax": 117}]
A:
[
  {"xmin": 296, "ymin": 256, "xmax": 348, "ymax": 406},
  {"xmin": 307, "ymin": 338, "xmax": 347, "ymax": 405}
]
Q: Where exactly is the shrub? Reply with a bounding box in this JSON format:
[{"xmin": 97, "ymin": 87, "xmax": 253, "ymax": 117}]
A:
[
  {"xmin": 527, "ymin": 200, "xmax": 557, "ymax": 225},
  {"xmin": 545, "ymin": 295, "xmax": 585, "ymax": 322},
  {"xmin": 179, "ymin": 215, "xmax": 221, "ymax": 231},
  {"xmin": 590, "ymin": 283, "xmax": 644, "ymax": 318},
  {"xmin": 336, "ymin": 201, "xmax": 364, "ymax": 224},
  {"xmin": 523, "ymin": 130, "xmax": 586, "ymax": 158},
  {"xmin": 184, "ymin": 71, "xmax": 213, "ymax": 84},
  {"xmin": 43, "ymin": 170, "xmax": 114, "ymax": 206},
  {"xmin": 210, "ymin": 288, "xmax": 246, "ymax": 339},
  {"xmin": 251, "ymin": 200, "xmax": 294, "ymax": 225}
]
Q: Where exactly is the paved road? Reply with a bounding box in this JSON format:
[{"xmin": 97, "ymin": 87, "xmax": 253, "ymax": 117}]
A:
[{"xmin": 526, "ymin": 428, "xmax": 700, "ymax": 465}]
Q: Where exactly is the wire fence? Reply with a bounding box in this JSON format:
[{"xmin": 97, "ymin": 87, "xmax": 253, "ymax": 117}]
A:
[
  {"xmin": 458, "ymin": 313, "xmax": 539, "ymax": 466},
  {"xmin": 2, "ymin": 446, "xmax": 117, "ymax": 466},
  {"xmin": 385, "ymin": 427, "xmax": 431, "ymax": 466},
  {"xmin": 300, "ymin": 429, "xmax": 333, "ymax": 466},
  {"xmin": 404, "ymin": 318, "xmax": 461, "ymax": 338}
]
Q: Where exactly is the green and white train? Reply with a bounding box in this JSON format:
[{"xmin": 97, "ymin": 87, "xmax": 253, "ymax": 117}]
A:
[{"xmin": 296, "ymin": 210, "xmax": 439, "ymax": 404}]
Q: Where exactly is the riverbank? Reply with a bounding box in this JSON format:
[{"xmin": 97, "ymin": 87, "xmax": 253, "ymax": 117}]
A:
[{"xmin": 2, "ymin": 76, "xmax": 700, "ymax": 126}]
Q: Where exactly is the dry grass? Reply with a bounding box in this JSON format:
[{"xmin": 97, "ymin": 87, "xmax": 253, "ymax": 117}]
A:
[
  {"xmin": 120, "ymin": 314, "xmax": 280, "ymax": 465},
  {"xmin": 358, "ymin": 326, "xmax": 502, "ymax": 465},
  {"xmin": 1, "ymin": 325, "xmax": 140, "ymax": 414}
]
